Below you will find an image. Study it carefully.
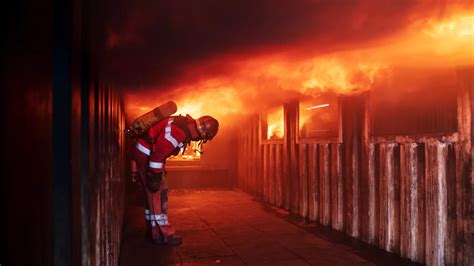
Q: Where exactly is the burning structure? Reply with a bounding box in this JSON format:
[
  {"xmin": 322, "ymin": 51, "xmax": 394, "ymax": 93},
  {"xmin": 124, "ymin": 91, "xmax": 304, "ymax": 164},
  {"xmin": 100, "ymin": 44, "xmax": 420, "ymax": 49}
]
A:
[
  {"xmin": 121, "ymin": 6, "xmax": 473, "ymax": 264},
  {"xmin": 2, "ymin": 0, "xmax": 473, "ymax": 265},
  {"xmin": 237, "ymin": 68, "xmax": 472, "ymax": 265}
]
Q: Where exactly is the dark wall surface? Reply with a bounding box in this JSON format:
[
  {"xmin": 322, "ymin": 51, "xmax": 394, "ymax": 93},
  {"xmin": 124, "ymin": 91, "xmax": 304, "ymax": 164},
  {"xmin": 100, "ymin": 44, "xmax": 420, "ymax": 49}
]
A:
[
  {"xmin": 1, "ymin": 1, "xmax": 54, "ymax": 265},
  {"xmin": 237, "ymin": 81, "xmax": 473, "ymax": 265},
  {"xmin": 1, "ymin": 0, "xmax": 127, "ymax": 265}
]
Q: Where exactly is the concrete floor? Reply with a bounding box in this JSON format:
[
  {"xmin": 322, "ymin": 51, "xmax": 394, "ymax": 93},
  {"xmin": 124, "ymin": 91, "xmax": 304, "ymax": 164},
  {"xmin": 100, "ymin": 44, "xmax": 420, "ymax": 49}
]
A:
[{"xmin": 120, "ymin": 189, "xmax": 419, "ymax": 266}]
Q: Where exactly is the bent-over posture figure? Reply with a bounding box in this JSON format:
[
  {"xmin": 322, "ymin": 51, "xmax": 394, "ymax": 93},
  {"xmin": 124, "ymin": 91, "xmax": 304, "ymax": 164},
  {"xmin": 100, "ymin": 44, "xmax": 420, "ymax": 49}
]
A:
[{"xmin": 132, "ymin": 114, "xmax": 219, "ymax": 245}]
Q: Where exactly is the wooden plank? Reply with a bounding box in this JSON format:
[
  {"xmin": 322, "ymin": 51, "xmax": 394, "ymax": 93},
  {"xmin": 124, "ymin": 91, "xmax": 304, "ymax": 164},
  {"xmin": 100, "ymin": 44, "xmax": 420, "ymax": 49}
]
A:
[
  {"xmin": 344, "ymin": 134, "xmax": 354, "ymax": 235},
  {"xmin": 393, "ymin": 144, "xmax": 401, "ymax": 255},
  {"xmin": 287, "ymin": 102, "xmax": 299, "ymax": 214},
  {"xmin": 236, "ymin": 135, "xmax": 241, "ymax": 189},
  {"xmin": 351, "ymin": 136, "xmax": 360, "ymax": 238},
  {"xmin": 241, "ymin": 121, "xmax": 246, "ymax": 191},
  {"xmin": 400, "ymin": 143, "xmax": 412, "ymax": 258},
  {"xmin": 240, "ymin": 130, "xmax": 245, "ymax": 190},
  {"xmin": 415, "ymin": 143, "xmax": 426, "ymax": 263},
  {"xmin": 299, "ymin": 143, "xmax": 308, "ymax": 218},
  {"xmin": 263, "ymin": 144, "xmax": 269, "ymax": 202},
  {"xmin": 275, "ymin": 144, "xmax": 282, "ymax": 207},
  {"xmin": 319, "ymin": 144, "xmax": 325, "ymax": 225},
  {"xmin": 253, "ymin": 116, "xmax": 259, "ymax": 194},
  {"xmin": 308, "ymin": 143, "xmax": 318, "ymax": 222},
  {"xmin": 446, "ymin": 144, "xmax": 457, "ymax": 265},
  {"xmin": 381, "ymin": 143, "xmax": 400, "ymax": 254},
  {"xmin": 379, "ymin": 143, "xmax": 388, "ymax": 250},
  {"xmin": 330, "ymin": 143, "xmax": 338, "ymax": 229},
  {"xmin": 455, "ymin": 141, "xmax": 471, "ymax": 266},
  {"xmin": 290, "ymin": 142, "xmax": 300, "ymax": 214},
  {"xmin": 425, "ymin": 143, "xmax": 434, "ymax": 266},
  {"xmin": 258, "ymin": 142, "xmax": 264, "ymax": 198},
  {"xmin": 367, "ymin": 143, "xmax": 377, "ymax": 244},
  {"xmin": 360, "ymin": 141, "xmax": 370, "ymax": 243},
  {"xmin": 282, "ymin": 143, "xmax": 290, "ymax": 210},
  {"xmin": 332, "ymin": 143, "xmax": 343, "ymax": 230},
  {"xmin": 250, "ymin": 118, "xmax": 255, "ymax": 194},
  {"xmin": 244, "ymin": 127, "xmax": 249, "ymax": 191},
  {"xmin": 425, "ymin": 141, "xmax": 448, "ymax": 266},
  {"xmin": 247, "ymin": 120, "xmax": 252, "ymax": 192},
  {"xmin": 243, "ymin": 121, "xmax": 248, "ymax": 191},
  {"xmin": 249, "ymin": 119, "xmax": 254, "ymax": 194},
  {"xmin": 318, "ymin": 144, "xmax": 329, "ymax": 225},
  {"xmin": 459, "ymin": 70, "xmax": 474, "ymax": 265},
  {"xmin": 269, "ymin": 144, "xmax": 276, "ymax": 204},
  {"xmin": 255, "ymin": 117, "xmax": 261, "ymax": 195},
  {"xmin": 400, "ymin": 142, "xmax": 425, "ymax": 262}
]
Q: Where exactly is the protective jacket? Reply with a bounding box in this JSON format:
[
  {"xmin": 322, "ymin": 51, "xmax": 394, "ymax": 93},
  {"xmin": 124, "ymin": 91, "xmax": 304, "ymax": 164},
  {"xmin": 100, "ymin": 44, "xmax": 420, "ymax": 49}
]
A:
[{"xmin": 134, "ymin": 116, "xmax": 192, "ymax": 173}]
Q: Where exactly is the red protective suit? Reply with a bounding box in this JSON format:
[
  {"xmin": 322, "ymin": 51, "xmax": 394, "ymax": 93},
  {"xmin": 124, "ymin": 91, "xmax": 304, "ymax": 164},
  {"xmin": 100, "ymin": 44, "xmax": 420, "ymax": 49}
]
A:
[{"xmin": 132, "ymin": 117, "xmax": 188, "ymax": 242}]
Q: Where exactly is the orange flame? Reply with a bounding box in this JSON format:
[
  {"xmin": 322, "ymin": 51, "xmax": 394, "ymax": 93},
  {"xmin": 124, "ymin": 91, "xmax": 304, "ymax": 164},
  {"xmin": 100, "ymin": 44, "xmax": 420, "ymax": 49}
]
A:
[
  {"xmin": 125, "ymin": 10, "xmax": 474, "ymax": 123},
  {"xmin": 266, "ymin": 107, "xmax": 284, "ymax": 140}
]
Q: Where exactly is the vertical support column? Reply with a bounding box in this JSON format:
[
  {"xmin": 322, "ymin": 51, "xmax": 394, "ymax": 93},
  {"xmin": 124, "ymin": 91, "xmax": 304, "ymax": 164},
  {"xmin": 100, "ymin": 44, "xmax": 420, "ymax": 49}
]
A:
[
  {"xmin": 308, "ymin": 143, "xmax": 319, "ymax": 222},
  {"xmin": 252, "ymin": 116, "xmax": 259, "ymax": 195},
  {"xmin": 52, "ymin": 0, "xmax": 72, "ymax": 264},
  {"xmin": 275, "ymin": 144, "xmax": 283, "ymax": 207},
  {"xmin": 446, "ymin": 144, "xmax": 458, "ymax": 266},
  {"xmin": 282, "ymin": 142, "xmax": 290, "ymax": 210},
  {"xmin": 332, "ymin": 143, "xmax": 343, "ymax": 230},
  {"xmin": 258, "ymin": 117, "xmax": 264, "ymax": 198},
  {"xmin": 299, "ymin": 143, "xmax": 308, "ymax": 218},
  {"xmin": 367, "ymin": 143, "xmax": 378, "ymax": 244},
  {"xmin": 340, "ymin": 94, "xmax": 366, "ymax": 237},
  {"xmin": 425, "ymin": 141, "xmax": 449, "ymax": 266},
  {"xmin": 80, "ymin": 19, "xmax": 91, "ymax": 263},
  {"xmin": 426, "ymin": 142, "xmax": 448, "ymax": 265},
  {"xmin": 269, "ymin": 144, "xmax": 276, "ymax": 204},
  {"xmin": 319, "ymin": 144, "xmax": 331, "ymax": 226},
  {"xmin": 455, "ymin": 66, "xmax": 474, "ymax": 266},
  {"xmin": 400, "ymin": 143, "xmax": 425, "ymax": 262},
  {"xmin": 285, "ymin": 101, "xmax": 299, "ymax": 214},
  {"xmin": 351, "ymin": 134, "xmax": 360, "ymax": 238},
  {"xmin": 263, "ymin": 144, "xmax": 269, "ymax": 201},
  {"xmin": 379, "ymin": 143, "xmax": 400, "ymax": 253}
]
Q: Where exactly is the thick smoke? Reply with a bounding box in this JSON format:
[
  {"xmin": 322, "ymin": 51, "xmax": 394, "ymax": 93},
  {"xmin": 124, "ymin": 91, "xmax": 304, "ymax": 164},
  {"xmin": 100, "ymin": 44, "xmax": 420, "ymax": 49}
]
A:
[
  {"xmin": 103, "ymin": 0, "xmax": 473, "ymax": 120},
  {"xmin": 104, "ymin": 0, "xmax": 464, "ymax": 88}
]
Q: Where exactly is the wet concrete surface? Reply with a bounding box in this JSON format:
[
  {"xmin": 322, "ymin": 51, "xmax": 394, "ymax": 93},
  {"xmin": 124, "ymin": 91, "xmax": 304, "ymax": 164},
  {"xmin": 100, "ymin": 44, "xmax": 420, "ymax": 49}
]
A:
[{"xmin": 120, "ymin": 189, "xmax": 420, "ymax": 266}]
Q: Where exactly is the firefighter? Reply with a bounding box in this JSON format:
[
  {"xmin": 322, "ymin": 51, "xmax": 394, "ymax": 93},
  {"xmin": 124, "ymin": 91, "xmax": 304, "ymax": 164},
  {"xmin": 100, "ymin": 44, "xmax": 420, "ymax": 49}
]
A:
[{"xmin": 132, "ymin": 114, "xmax": 219, "ymax": 245}]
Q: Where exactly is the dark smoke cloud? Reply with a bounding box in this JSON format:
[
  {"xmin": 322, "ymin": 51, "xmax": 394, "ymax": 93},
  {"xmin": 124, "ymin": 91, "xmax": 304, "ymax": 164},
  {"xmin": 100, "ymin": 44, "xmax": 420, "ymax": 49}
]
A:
[{"xmin": 102, "ymin": 0, "xmax": 462, "ymax": 90}]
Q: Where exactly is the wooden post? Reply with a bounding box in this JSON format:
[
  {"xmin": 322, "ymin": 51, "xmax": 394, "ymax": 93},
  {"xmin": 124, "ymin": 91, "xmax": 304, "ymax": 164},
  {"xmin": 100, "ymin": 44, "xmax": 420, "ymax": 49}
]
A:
[
  {"xmin": 299, "ymin": 143, "xmax": 308, "ymax": 218},
  {"xmin": 308, "ymin": 143, "xmax": 318, "ymax": 222},
  {"xmin": 275, "ymin": 144, "xmax": 283, "ymax": 207},
  {"xmin": 269, "ymin": 144, "xmax": 276, "ymax": 204}
]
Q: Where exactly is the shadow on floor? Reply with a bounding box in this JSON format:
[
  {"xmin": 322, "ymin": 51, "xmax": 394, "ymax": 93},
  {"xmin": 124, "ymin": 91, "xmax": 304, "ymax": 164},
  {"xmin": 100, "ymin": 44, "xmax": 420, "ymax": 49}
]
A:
[{"xmin": 120, "ymin": 188, "xmax": 422, "ymax": 266}]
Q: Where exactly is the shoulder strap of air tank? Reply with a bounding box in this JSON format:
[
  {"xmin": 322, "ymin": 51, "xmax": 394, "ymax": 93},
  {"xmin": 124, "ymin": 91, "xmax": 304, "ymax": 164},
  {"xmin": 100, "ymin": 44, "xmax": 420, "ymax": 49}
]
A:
[{"xmin": 171, "ymin": 115, "xmax": 192, "ymax": 140}]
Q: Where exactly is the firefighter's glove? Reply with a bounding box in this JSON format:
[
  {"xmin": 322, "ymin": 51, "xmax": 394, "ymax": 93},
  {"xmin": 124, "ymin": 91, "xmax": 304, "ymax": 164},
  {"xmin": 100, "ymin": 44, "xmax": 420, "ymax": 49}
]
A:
[{"xmin": 146, "ymin": 171, "xmax": 163, "ymax": 192}]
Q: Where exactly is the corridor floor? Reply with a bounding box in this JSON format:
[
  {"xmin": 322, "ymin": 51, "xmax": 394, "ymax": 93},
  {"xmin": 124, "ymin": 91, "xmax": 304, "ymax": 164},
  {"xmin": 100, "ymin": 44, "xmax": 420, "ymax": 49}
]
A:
[{"xmin": 120, "ymin": 189, "xmax": 419, "ymax": 266}]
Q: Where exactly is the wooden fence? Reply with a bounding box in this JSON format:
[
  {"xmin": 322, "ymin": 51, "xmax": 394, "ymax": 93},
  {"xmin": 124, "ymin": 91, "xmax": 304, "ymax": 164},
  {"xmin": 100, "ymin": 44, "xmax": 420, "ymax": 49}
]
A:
[{"xmin": 237, "ymin": 76, "xmax": 473, "ymax": 265}]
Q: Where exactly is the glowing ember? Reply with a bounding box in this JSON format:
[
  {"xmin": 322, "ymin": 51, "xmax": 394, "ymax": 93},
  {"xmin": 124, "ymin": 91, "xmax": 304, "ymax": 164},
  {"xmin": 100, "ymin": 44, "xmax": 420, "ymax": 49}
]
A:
[
  {"xmin": 266, "ymin": 107, "xmax": 284, "ymax": 140},
  {"xmin": 169, "ymin": 141, "xmax": 202, "ymax": 161}
]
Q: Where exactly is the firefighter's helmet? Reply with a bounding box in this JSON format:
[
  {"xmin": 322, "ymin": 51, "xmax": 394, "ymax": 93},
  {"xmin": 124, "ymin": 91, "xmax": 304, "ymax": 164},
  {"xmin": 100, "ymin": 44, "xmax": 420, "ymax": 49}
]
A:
[{"xmin": 196, "ymin": 116, "xmax": 219, "ymax": 141}]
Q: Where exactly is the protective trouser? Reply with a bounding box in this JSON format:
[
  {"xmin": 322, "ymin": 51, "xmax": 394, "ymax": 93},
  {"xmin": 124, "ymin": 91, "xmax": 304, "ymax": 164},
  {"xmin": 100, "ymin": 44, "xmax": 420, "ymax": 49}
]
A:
[{"xmin": 134, "ymin": 155, "xmax": 175, "ymax": 242}]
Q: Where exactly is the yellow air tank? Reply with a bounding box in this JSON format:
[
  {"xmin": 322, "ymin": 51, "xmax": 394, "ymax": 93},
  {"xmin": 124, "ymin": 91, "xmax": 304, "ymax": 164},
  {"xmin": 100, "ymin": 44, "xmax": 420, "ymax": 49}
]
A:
[{"xmin": 125, "ymin": 101, "xmax": 178, "ymax": 138}]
